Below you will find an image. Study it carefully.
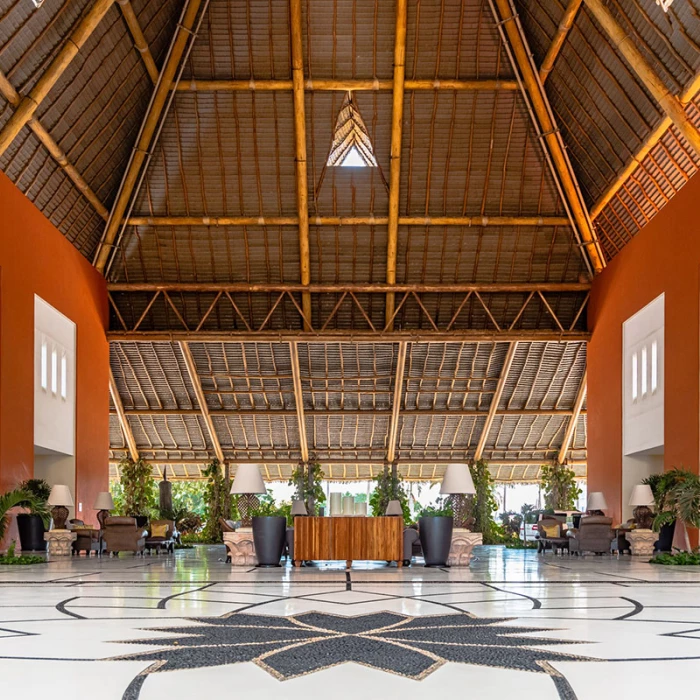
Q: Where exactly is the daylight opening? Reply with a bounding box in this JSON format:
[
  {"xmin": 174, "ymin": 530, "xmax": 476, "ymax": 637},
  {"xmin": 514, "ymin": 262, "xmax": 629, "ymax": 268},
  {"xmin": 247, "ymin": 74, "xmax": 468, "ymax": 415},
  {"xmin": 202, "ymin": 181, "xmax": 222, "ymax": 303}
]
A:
[{"xmin": 326, "ymin": 92, "xmax": 377, "ymax": 168}]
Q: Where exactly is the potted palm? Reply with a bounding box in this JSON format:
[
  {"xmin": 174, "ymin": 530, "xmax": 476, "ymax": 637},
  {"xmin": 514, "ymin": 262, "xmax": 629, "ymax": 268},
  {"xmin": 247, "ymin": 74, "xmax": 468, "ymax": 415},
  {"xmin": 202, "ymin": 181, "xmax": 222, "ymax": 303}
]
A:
[
  {"xmin": 649, "ymin": 469, "xmax": 700, "ymax": 552},
  {"xmin": 16, "ymin": 479, "xmax": 52, "ymax": 551},
  {"xmin": 418, "ymin": 500, "xmax": 454, "ymax": 567},
  {"xmin": 1, "ymin": 488, "xmax": 50, "ymax": 552},
  {"xmin": 251, "ymin": 497, "xmax": 287, "ymax": 567}
]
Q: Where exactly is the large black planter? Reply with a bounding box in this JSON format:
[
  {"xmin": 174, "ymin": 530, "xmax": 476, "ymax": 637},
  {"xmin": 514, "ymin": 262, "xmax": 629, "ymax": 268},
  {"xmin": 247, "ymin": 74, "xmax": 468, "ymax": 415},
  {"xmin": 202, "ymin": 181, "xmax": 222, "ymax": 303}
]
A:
[
  {"xmin": 419, "ymin": 516, "xmax": 453, "ymax": 567},
  {"xmin": 252, "ymin": 516, "xmax": 287, "ymax": 567},
  {"xmin": 656, "ymin": 521, "xmax": 676, "ymax": 552},
  {"xmin": 16, "ymin": 514, "xmax": 47, "ymax": 552}
]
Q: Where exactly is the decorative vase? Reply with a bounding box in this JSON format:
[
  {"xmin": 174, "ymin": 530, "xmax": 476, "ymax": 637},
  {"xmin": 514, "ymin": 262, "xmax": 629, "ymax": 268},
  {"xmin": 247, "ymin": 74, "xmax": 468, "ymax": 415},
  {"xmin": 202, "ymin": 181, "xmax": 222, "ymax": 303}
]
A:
[
  {"xmin": 330, "ymin": 493, "xmax": 342, "ymax": 515},
  {"xmin": 16, "ymin": 514, "xmax": 47, "ymax": 551},
  {"xmin": 419, "ymin": 516, "xmax": 454, "ymax": 567},
  {"xmin": 252, "ymin": 516, "xmax": 287, "ymax": 567},
  {"xmin": 342, "ymin": 496, "xmax": 354, "ymax": 516}
]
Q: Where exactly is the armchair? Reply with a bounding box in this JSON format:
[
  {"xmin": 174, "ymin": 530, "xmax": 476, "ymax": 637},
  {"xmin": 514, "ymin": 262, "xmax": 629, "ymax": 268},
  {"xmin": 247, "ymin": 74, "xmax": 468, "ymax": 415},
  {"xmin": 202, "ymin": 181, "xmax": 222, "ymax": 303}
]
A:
[
  {"xmin": 145, "ymin": 519, "xmax": 176, "ymax": 554},
  {"xmin": 102, "ymin": 516, "xmax": 147, "ymax": 555},
  {"xmin": 568, "ymin": 516, "xmax": 615, "ymax": 555},
  {"xmin": 69, "ymin": 519, "xmax": 103, "ymax": 556},
  {"xmin": 402, "ymin": 528, "xmax": 421, "ymax": 566},
  {"xmin": 535, "ymin": 515, "xmax": 569, "ymax": 555}
]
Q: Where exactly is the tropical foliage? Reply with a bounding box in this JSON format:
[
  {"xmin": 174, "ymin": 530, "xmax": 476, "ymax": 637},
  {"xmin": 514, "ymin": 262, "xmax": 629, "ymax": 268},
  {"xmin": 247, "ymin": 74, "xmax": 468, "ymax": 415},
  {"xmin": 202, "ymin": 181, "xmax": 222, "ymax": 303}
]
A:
[
  {"xmin": 417, "ymin": 499, "xmax": 453, "ymax": 518},
  {"xmin": 540, "ymin": 463, "xmax": 582, "ymax": 511},
  {"xmin": 468, "ymin": 460, "xmax": 499, "ymax": 544},
  {"xmin": 0, "ymin": 489, "xmax": 50, "ymax": 544},
  {"xmin": 369, "ymin": 470, "xmax": 411, "ymax": 523},
  {"xmin": 289, "ymin": 463, "xmax": 326, "ymax": 515},
  {"xmin": 202, "ymin": 459, "xmax": 232, "ymax": 543},
  {"xmin": 650, "ymin": 549, "xmax": 700, "ymax": 566},
  {"xmin": 0, "ymin": 541, "xmax": 45, "ymax": 565},
  {"xmin": 118, "ymin": 457, "xmax": 157, "ymax": 517},
  {"xmin": 645, "ymin": 468, "xmax": 700, "ymax": 531},
  {"xmin": 19, "ymin": 479, "xmax": 52, "ymax": 502}
]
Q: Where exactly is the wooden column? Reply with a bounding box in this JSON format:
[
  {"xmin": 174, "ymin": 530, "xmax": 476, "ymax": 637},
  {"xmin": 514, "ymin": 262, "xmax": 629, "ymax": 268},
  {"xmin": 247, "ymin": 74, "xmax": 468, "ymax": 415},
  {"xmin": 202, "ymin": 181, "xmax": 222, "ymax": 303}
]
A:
[
  {"xmin": 491, "ymin": 0, "xmax": 604, "ymax": 275},
  {"xmin": 94, "ymin": 0, "xmax": 204, "ymax": 272},
  {"xmin": 558, "ymin": 370, "xmax": 587, "ymax": 464},
  {"xmin": 539, "ymin": 0, "xmax": 582, "ymax": 83},
  {"xmin": 583, "ymin": 0, "xmax": 700, "ymax": 159},
  {"xmin": 0, "ymin": 0, "xmax": 116, "ymax": 157},
  {"xmin": 385, "ymin": 0, "xmax": 408, "ymax": 330},
  {"xmin": 289, "ymin": 341, "xmax": 310, "ymax": 464},
  {"xmin": 109, "ymin": 368, "xmax": 139, "ymax": 461},
  {"xmin": 179, "ymin": 341, "xmax": 225, "ymax": 464},
  {"xmin": 290, "ymin": 0, "xmax": 312, "ymax": 330},
  {"xmin": 0, "ymin": 70, "xmax": 108, "ymax": 219},
  {"xmin": 474, "ymin": 342, "xmax": 518, "ymax": 460},
  {"xmin": 386, "ymin": 342, "xmax": 408, "ymax": 464},
  {"xmin": 117, "ymin": 0, "xmax": 159, "ymax": 83}
]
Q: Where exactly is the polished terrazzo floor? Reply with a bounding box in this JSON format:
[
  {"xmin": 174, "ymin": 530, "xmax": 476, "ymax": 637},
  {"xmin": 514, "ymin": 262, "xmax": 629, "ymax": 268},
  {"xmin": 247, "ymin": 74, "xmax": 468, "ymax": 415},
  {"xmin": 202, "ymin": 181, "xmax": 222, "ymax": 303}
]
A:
[{"xmin": 2, "ymin": 546, "xmax": 700, "ymax": 699}]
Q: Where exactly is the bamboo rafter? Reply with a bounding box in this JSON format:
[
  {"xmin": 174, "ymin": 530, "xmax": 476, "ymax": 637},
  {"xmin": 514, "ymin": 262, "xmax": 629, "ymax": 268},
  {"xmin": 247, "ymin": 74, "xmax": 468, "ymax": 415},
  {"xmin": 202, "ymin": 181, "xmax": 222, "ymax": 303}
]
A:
[
  {"xmin": 117, "ymin": 0, "xmax": 159, "ymax": 83},
  {"xmin": 109, "ymin": 368, "xmax": 139, "ymax": 461},
  {"xmin": 0, "ymin": 0, "xmax": 116, "ymax": 158},
  {"xmin": 539, "ymin": 0, "xmax": 583, "ymax": 83},
  {"xmin": 289, "ymin": 341, "xmax": 310, "ymax": 464},
  {"xmin": 386, "ymin": 342, "xmax": 408, "ymax": 464},
  {"xmin": 558, "ymin": 369, "xmax": 587, "ymax": 464},
  {"xmin": 110, "ymin": 408, "xmax": 587, "ymax": 417}
]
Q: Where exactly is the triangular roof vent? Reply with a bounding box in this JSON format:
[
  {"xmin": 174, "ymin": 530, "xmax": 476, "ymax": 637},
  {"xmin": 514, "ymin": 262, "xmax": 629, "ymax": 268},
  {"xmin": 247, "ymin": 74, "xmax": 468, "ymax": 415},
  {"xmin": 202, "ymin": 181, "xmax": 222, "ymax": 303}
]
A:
[{"xmin": 326, "ymin": 93, "xmax": 377, "ymax": 167}]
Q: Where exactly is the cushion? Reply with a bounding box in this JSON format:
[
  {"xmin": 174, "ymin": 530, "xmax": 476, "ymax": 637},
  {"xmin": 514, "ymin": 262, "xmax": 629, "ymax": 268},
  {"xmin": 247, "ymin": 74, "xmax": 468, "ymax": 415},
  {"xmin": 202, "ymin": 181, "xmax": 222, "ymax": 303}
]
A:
[
  {"xmin": 541, "ymin": 523, "xmax": 561, "ymax": 538},
  {"xmin": 151, "ymin": 523, "xmax": 169, "ymax": 538}
]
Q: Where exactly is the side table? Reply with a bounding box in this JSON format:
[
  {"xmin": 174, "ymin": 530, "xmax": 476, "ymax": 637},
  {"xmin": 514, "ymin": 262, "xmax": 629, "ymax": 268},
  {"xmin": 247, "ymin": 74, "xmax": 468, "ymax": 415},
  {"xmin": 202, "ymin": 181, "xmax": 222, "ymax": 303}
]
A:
[{"xmin": 44, "ymin": 530, "xmax": 77, "ymax": 557}]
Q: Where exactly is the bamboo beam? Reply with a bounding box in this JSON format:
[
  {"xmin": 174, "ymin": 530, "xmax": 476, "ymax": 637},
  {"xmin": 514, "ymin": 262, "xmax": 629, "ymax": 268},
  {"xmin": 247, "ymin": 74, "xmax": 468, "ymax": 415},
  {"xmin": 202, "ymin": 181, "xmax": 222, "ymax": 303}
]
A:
[
  {"xmin": 386, "ymin": 342, "xmax": 408, "ymax": 464},
  {"xmin": 289, "ymin": 341, "xmax": 309, "ymax": 463},
  {"xmin": 591, "ymin": 74, "xmax": 700, "ymax": 219},
  {"xmin": 539, "ymin": 0, "xmax": 583, "ymax": 83},
  {"xmin": 179, "ymin": 341, "xmax": 225, "ymax": 464},
  {"xmin": 385, "ymin": 0, "xmax": 408, "ymax": 330},
  {"xmin": 124, "ymin": 214, "xmax": 570, "ymax": 227},
  {"xmin": 93, "ymin": 0, "xmax": 204, "ymax": 272},
  {"xmin": 111, "ymin": 408, "xmax": 588, "ymax": 417},
  {"xmin": 174, "ymin": 78, "xmax": 519, "ymax": 92},
  {"xmin": 0, "ymin": 0, "xmax": 116, "ymax": 157},
  {"xmin": 108, "ymin": 281, "xmax": 590, "ymax": 293},
  {"xmin": 0, "ymin": 69, "xmax": 108, "ymax": 219},
  {"xmin": 583, "ymin": 0, "xmax": 700, "ymax": 158},
  {"xmin": 290, "ymin": 0, "xmax": 312, "ymax": 330},
  {"xmin": 558, "ymin": 370, "xmax": 587, "ymax": 464},
  {"xmin": 491, "ymin": 0, "xmax": 604, "ymax": 275},
  {"xmin": 474, "ymin": 343, "xmax": 518, "ymax": 460},
  {"xmin": 117, "ymin": 0, "xmax": 159, "ymax": 83},
  {"xmin": 109, "ymin": 368, "xmax": 139, "ymax": 461},
  {"xmin": 109, "ymin": 329, "xmax": 590, "ymax": 343}
]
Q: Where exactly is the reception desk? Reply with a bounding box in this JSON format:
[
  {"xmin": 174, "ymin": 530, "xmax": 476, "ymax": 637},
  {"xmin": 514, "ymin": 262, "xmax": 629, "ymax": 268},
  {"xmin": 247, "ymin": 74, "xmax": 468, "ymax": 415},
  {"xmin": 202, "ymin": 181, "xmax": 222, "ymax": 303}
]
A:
[{"xmin": 293, "ymin": 516, "xmax": 403, "ymax": 567}]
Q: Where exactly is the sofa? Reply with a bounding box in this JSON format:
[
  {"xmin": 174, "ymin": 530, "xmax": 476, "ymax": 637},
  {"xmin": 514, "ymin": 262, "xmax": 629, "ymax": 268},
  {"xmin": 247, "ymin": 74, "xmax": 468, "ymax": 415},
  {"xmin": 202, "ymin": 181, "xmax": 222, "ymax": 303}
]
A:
[
  {"xmin": 102, "ymin": 516, "xmax": 147, "ymax": 555},
  {"xmin": 568, "ymin": 516, "xmax": 615, "ymax": 555}
]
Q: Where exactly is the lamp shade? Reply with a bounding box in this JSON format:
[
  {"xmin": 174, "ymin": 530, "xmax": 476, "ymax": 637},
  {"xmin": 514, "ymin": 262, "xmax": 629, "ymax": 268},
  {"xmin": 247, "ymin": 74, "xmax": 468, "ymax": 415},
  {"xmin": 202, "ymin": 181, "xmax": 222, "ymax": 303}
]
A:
[
  {"xmin": 93, "ymin": 492, "xmax": 115, "ymax": 510},
  {"xmin": 628, "ymin": 484, "xmax": 654, "ymax": 507},
  {"xmin": 440, "ymin": 463, "xmax": 476, "ymax": 495},
  {"xmin": 291, "ymin": 499, "xmax": 307, "ymax": 516},
  {"xmin": 230, "ymin": 463, "xmax": 267, "ymax": 495},
  {"xmin": 385, "ymin": 500, "xmax": 403, "ymax": 516},
  {"xmin": 587, "ymin": 491, "xmax": 608, "ymax": 511},
  {"xmin": 48, "ymin": 484, "xmax": 74, "ymax": 507}
]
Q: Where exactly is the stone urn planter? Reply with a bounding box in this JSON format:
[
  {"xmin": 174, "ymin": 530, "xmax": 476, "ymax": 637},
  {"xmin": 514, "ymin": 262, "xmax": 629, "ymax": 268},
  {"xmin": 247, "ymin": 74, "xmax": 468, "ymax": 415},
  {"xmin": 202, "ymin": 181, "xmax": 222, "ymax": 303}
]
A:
[
  {"xmin": 419, "ymin": 516, "xmax": 454, "ymax": 567},
  {"xmin": 252, "ymin": 516, "xmax": 287, "ymax": 567},
  {"xmin": 16, "ymin": 513, "xmax": 47, "ymax": 552}
]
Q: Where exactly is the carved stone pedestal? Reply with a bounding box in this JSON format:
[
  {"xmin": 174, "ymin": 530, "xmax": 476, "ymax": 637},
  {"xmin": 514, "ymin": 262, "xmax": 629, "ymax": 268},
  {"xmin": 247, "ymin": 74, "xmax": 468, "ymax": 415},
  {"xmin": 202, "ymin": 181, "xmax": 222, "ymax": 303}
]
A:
[
  {"xmin": 44, "ymin": 530, "xmax": 77, "ymax": 557},
  {"xmin": 447, "ymin": 530, "xmax": 483, "ymax": 567},
  {"xmin": 223, "ymin": 531, "xmax": 257, "ymax": 566},
  {"xmin": 627, "ymin": 529, "xmax": 657, "ymax": 557}
]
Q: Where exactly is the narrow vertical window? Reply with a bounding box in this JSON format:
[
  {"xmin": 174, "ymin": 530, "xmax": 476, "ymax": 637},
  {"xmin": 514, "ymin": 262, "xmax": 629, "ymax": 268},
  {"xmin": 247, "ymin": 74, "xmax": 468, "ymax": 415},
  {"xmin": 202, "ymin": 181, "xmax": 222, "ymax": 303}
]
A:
[
  {"xmin": 51, "ymin": 348, "xmax": 57, "ymax": 395},
  {"xmin": 641, "ymin": 346, "xmax": 647, "ymax": 396},
  {"xmin": 40, "ymin": 340, "xmax": 48, "ymax": 390},
  {"xmin": 60, "ymin": 354, "xmax": 67, "ymax": 399},
  {"xmin": 651, "ymin": 341, "xmax": 658, "ymax": 393},
  {"xmin": 632, "ymin": 353, "xmax": 638, "ymax": 400}
]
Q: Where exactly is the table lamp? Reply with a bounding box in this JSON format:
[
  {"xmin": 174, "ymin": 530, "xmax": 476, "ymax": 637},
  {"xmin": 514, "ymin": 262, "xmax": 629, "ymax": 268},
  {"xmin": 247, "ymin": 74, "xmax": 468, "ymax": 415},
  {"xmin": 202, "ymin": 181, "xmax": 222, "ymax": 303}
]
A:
[
  {"xmin": 230, "ymin": 463, "xmax": 267, "ymax": 528},
  {"xmin": 385, "ymin": 500, "xmax": 403, "ymax": 516},
  {"xmin": 586, "ymin": 491, "xmax": 608, "ymax": 515},
  {"xmin": 440, "ymin": 463, "xmax": 476, "ymax": 528},
  {"xmin": 48, "ymin": 485, "xmax": 74, "ymax": 530},
  {"xmin": 93, "ymin": 492, "xmax": 115, "ymax": 529},
  {"xmin": 291, "ymin": 500, "xmax": 307, "ymax": 518},
  {"xmin": 628, "ymin": 484, "xmax": 655, "ymax": 529}
]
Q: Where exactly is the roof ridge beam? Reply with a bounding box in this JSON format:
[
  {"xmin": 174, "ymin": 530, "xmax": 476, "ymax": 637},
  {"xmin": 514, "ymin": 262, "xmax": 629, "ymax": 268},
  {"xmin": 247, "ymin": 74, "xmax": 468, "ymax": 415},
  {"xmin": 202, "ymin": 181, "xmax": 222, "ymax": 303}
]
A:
[
  {"xmin": 385, "ymin": 0, "xmax": 408, "ymax": 330},
  {"xmin": 0, "ymin": 69, "xmax": 109, "ymax": 219},
  {"xmin": 290, "ymin": 0, "xmax": 312, "ymax": 330},
  {"xmin": 0, "ymin": 0, "xmax": 116, "ymax": 158},
  {"xmin": 490, "ymin": 0, "xmax": 604, "ymax": 275}
]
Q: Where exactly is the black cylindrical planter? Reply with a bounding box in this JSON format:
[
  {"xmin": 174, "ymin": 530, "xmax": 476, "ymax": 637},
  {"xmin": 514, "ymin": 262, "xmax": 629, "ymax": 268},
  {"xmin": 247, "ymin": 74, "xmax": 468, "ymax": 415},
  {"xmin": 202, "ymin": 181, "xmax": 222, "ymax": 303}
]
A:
[
  {"xmin": 419, "ymin": 516, "xmax": 453, "ymax": 567},
  {"xmin": 252, "ymin": 516, "xmax": 287, "ymax": 567},
  {"xmin": 656, "ymin": 521, "xmax": 676, "ymax": 552},
  {"xmin": 134, "ymin": 515, "xmax": 148, "ymax": 529},
  {"xmin": 16, "ymin": 514, "xmax": 47, "ymax": 552}
]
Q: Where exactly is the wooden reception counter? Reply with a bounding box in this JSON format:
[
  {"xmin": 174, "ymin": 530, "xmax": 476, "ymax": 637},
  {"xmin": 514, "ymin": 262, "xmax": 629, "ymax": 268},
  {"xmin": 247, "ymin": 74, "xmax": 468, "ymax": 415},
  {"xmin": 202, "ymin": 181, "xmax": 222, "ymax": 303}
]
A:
[{"xmin": 293, "ymin": 516, "xmax": 403, "ymax": 568}]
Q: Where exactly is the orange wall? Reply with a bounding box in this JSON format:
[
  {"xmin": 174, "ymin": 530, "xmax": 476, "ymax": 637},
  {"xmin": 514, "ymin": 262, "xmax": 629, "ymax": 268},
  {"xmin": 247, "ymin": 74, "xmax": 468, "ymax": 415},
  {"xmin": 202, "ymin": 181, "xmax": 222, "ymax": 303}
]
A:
[
  {"xmin": 588, "ymin": 171, "xmax": 700, "ymax": 525},
  {"xmin": 0, "ymin": 172, "xmax": 109, "ymax": 535}
]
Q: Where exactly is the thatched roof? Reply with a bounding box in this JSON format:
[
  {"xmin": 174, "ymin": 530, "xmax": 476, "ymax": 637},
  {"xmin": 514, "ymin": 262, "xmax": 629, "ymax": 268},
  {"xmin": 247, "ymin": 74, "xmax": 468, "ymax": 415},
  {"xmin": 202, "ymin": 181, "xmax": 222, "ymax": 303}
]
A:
[{"xmin": 3, "ymin": 0, "xmax": 697, "ymax": 480}]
